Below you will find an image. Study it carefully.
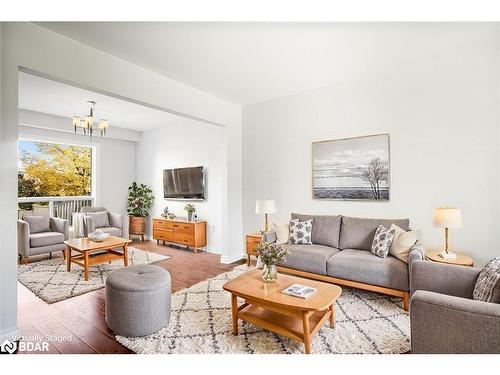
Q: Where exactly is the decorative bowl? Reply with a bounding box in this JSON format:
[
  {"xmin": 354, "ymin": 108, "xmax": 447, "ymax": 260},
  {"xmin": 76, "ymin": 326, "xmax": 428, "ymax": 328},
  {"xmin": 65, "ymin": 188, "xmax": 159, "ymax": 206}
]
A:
[{"xmin": 88, "ymin": 230, "xmax": 110, "ymax": 242}]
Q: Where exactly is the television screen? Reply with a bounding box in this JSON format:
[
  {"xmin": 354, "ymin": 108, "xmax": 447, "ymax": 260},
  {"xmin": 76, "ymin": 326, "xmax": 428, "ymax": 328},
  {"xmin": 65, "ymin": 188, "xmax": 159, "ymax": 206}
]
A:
[{"xmin": 163, "ymin": 166, "xmax": 205, "ymax": 200}]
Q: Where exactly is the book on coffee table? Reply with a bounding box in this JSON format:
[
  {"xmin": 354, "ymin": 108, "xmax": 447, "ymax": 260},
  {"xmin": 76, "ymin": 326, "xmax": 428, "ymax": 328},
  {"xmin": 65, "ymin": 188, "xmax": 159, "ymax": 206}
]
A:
[{"xmin": 282, "ymin": 283, "xmax": 317, "ymax": 299}]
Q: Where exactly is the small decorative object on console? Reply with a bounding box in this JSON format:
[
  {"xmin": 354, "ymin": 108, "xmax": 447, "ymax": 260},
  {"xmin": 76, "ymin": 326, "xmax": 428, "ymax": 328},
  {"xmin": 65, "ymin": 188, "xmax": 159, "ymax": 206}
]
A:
[
  {"xmin": 184, "ymin": 203, "xmax": 196, "ymax": 221},
  {"xmin": 167, "ymin": 212, "xmax": 176, "ymax": 220},
  {"xmin": 161, "ymin": 206, "xmax": 169, "ymax": 218},
  {"xmin": 255, "ymin": 242, "xmax": 290, "ymax": 283},
  {"xmin": 88, "ymin": 229, "xmax": 110, "ymax": 242}
]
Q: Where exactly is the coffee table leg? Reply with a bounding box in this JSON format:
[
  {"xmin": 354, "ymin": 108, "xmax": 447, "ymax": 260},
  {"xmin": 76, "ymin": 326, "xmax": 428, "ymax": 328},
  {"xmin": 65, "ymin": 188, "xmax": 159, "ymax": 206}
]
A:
[
  {"xmin": 65, "ymin": 246, "xmax": 71, "ymax": 271},
  {"xmin": 302, "ymin": 311, "xmax": 311, "ymax": 354},
  {"xmin": 83, "ymin": 251, "xmax": 89, "ymax": 281},
  {"xmin": 123, "ymin": 243, "xmax": 129, "ymax": 267},
  {"xmin": 231, "ymin": 294, "xmax": 238, "ymax": 336},
  {"xmin": 329, "ymin": 304, "xmax": 335, "ymax": 328}
]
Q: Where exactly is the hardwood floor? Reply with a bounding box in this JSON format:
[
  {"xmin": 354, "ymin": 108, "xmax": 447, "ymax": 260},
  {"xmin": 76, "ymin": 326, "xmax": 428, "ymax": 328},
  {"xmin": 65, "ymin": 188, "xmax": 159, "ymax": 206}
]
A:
[{"xmin": 17, "ymin": 240, "xmax": 242, "ymax": 354}]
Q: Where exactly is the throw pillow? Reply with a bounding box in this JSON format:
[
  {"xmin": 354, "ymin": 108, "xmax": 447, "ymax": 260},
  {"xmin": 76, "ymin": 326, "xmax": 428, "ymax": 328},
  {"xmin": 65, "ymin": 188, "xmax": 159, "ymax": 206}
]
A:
[
  {"xmin": 271, "ymin": 222, "xmax": 290, "ymax": 244},
  {"xmin": 289, "ymin": 219, "xmax": 313, "ymax": 245},
  {"xmin": 473, "ymin": 257, "xmax": 500, "ymax": 303},
  {"xmin": 389, "ymin": 224, "xmax": 418, "ymax": 263},
  {"xmin": 86, "ymin": 211, "xmax": 110, "ymax": 228},
  {"xmin": 24, "ymin": 216, "xmax": 50, "ymax": 234},
  {"xmin": 371, "ymin": 225, "xmax": 396, "ymax": 258}
]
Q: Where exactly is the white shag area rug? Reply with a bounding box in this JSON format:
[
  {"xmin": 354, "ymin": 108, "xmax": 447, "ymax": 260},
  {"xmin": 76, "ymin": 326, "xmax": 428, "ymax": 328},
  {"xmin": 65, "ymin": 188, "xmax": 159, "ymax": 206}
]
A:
[
  {"xmin": 116, "ymin": 265, "xmax": 410, "ymax": 354},
  {"xmin": 18, "ymin": 247, "xmax": 170, "ymax": 304}
]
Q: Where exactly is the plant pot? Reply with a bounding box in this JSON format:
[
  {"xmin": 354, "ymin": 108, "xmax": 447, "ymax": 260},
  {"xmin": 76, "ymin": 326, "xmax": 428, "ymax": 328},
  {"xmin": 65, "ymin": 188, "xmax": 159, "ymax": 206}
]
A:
[
  {"xmin": 129, "ymin": 216, "xmax": 145, "ymax": 234},
  {"xmin": 187, "ymin": 212, "xmax": 193, "ymax": 221}
]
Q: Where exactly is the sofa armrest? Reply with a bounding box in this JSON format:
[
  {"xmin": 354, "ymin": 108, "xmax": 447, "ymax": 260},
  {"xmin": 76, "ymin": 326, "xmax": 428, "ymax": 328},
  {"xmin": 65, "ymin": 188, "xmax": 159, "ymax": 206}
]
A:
[
  {"xmin": 410, "ymin": 260, "xmax": 480, "ymax": 299},
  {"xmin": 50, "ymin": 217, "xmax": 69, "ymax": 240},
  {"xmin": 83, "ymin": 215, "xmax": 96, "ymax": 235},
  {"xmin": 411, "ymin": 290, "xmax": 500, "ymax": 353},
  {"xmin": 17, "ymin": 220, "xmax": 31, "ymax": 256},
  {"xmin": 261, "ymin": 231, "xmax": 276, "ymax": 244}
]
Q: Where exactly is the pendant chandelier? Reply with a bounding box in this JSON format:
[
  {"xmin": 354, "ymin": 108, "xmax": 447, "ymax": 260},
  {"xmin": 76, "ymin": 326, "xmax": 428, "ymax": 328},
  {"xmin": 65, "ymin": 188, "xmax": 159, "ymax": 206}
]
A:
[{"xmin": 72, "ymin": 100, "xmax": 109, "ymax": 138}]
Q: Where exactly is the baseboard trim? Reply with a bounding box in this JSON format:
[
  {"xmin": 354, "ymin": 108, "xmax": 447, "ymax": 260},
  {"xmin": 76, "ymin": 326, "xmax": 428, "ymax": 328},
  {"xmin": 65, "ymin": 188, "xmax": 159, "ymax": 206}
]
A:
[
  {"xmin": 220, "ymin": 253, "xmax": 245, "ymax": 264},
  {"xmin": 0, "ymin": 328, "xmax": 19, "ymax": 343}
]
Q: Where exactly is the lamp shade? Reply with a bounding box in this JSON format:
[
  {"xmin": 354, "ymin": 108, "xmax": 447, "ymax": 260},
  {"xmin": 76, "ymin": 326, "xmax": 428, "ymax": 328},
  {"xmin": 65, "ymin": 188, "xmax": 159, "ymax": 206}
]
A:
[
  {"xmin": 433, "ymin": 207, "xmax": 462, "ymax": 228},
  {"xmin": 255, "ymin": 200, "xmax": 276, "ymax": 214}
]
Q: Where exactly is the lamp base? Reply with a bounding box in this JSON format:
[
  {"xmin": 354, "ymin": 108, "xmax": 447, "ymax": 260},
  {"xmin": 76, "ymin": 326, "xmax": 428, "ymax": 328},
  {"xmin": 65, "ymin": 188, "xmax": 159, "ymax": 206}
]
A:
[{"xmin": 439, "ymin": 251, "xmax": 457, "ymax": 259}]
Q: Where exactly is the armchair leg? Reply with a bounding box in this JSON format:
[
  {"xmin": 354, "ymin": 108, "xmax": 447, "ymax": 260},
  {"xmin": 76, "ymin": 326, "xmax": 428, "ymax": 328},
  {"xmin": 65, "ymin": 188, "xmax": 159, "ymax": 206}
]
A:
[
  {"xmin": 402, "ymin": 292, "xmax": 409, "ymax": 311},
  {"xmin": 49, "ymin": 252, "xmax": 52, "ymax": 259}
]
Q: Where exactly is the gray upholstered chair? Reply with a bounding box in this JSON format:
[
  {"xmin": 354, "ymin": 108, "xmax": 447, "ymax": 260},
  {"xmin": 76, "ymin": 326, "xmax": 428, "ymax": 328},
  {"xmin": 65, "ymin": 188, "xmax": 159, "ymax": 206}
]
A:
[
  {"xmin": 18, "ymin": 216, "xmax": 69, "ymax": 264},
  {"xmin": 80, "ymin": 206, "xmax": 128, "ymax": 239},
  {"xmin": 410, "ymin": 260, "xmax": 500, "ymax": 353}
]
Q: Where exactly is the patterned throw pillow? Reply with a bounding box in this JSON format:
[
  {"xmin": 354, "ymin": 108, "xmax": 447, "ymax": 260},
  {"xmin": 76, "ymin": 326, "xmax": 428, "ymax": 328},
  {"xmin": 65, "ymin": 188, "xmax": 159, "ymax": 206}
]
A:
[
  {"xmin": 371, "ymin": 225, "xmax": 396, "ymax": 258},
  {"xmin": 289, "ymin": 219, "xmax": 313, "ymax": 245},
  {"xmin": 473, "ymin": 257, "xmax": 500, "ymax": 303}
]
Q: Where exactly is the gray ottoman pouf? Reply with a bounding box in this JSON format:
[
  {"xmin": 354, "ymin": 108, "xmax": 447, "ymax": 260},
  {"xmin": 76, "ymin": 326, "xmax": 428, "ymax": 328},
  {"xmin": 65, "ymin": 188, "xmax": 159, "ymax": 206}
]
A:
[{"xmin": 105, "ymin": 264, "xmax": 171, "ymax": 337}]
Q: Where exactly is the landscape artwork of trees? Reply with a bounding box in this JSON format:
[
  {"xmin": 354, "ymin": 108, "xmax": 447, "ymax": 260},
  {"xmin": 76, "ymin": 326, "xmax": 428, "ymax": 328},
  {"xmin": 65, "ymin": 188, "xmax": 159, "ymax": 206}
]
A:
[
  {"xmin": 18, "ymin": 140, "xmax": 93, "ymax": 198},
  {"xmin": 312, "ymin": 134, "xmax": 390, "ymax": 200}
]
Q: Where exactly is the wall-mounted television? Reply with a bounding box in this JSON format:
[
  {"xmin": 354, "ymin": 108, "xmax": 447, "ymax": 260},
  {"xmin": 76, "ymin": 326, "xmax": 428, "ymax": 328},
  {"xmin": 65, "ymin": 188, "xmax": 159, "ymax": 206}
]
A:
[{"xmin": 163, "ymin": 166, "xmax": 205, "ymax": 200}]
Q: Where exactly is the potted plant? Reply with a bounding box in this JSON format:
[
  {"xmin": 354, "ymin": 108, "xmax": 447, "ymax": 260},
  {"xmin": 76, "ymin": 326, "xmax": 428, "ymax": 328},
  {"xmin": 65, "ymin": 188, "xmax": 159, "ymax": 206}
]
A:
[
  {"xmin": 184, "ymin": 203, "xmax": 196, "ymax": 221},
  {"xmin": 255, "ymin": 242, "xmax": 290, "ymax": 283},
  {"xmin": 127, "ymin": 182, "xmax": 154, "ymax": 238}
]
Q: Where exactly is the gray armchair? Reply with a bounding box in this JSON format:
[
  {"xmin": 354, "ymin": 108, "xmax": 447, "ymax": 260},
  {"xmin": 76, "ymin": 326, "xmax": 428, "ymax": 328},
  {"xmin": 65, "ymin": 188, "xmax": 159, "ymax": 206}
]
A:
[
  {"xmin": 410, "ymin": 260, "xmax": 500, "ymax": 353},
  {"xmin": 18, "ymin": 216, "xmax": 69, "ymax": 264},
  {"xmin": 80, "ymin": 206, "xmax": 128, "ymax": 239}
]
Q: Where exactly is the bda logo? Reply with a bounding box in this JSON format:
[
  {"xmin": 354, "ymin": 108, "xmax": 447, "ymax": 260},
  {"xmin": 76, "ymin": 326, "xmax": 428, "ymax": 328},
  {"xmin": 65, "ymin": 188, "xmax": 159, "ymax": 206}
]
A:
[{"xmin": 0, "ymin": 339, "xmax": 17, "ymax": 354}]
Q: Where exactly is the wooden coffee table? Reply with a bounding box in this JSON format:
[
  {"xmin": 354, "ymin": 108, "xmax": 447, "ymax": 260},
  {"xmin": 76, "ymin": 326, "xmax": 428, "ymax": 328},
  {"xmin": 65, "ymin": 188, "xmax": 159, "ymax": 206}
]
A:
[
  {"xmin": 223, "ymin": 269, "xmax": 342, "ymax": 354},
  {"xmin": 64, "ymin": 236, "xmax": 131, "ymax": 281}
]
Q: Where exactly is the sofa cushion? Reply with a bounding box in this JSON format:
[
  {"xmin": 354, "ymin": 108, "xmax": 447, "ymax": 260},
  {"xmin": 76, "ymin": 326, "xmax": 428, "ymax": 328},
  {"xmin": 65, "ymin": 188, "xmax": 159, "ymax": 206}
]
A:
[
  {"xmin": 30, "ymin": 231, "xmax": 64, "ymax": 248},
  {"xmin": 86, "ymin": 211, "xmax": 110, "ymax": 228},
  {"xmin": 291, "ymin": 213, "xmax": 342, "ymax": 248},
  {"xmin": 339, "ymin": 216, "xmax": 410, "ymax": 251},
  {"xmin": 97, "ymin": 226, "xmax": 122, "ymax": 237},
  {"xmin": 326, "ymin": 249, "xmax": 409, "ymax": 291},
  {"xmin": 278, "ymin": 244, "xmax": 340, "ymax": 275},
  {"xmin": 24, "ymin": 216, "xmax": 50, "ymax": 234}
]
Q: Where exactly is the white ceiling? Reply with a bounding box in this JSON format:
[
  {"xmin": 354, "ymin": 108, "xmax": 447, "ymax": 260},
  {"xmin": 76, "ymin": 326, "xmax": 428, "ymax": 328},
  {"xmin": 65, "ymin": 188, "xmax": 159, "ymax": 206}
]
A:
[
  {"xmin": 18, "ymin": 71, "xmax": 183, "ymax": 131},
  {"xmin": 38, "ymin": 22, "xmax": 495, "ymax": 106}
]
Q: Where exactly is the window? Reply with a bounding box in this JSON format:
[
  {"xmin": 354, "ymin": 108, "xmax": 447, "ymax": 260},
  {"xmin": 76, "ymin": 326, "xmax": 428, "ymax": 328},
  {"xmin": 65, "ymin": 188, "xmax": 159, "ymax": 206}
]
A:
[{"xmin": 18, "ymin": 140, "xmax": 93, "ymax": 198}]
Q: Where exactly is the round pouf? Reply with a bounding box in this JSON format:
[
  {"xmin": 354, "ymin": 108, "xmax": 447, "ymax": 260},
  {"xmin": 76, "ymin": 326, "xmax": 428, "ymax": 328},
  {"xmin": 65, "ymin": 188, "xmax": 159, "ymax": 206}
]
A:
[{"xmin": 105, "ymin": 264, "xmax": 171, "ymax": 337}]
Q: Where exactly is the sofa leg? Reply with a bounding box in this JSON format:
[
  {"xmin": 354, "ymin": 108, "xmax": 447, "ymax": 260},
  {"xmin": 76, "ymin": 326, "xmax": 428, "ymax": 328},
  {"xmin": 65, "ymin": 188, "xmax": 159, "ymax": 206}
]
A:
[
  {"xmin": 22, "ymin": 256, "xmax": 28, "ymax": 265},
  {"xmin": 402, "ymin": 292, "xmax": 409, "ymax": 311},
  {"xmin": 49, "ymin": 252, "xmax": 52, "ymax": 259}
]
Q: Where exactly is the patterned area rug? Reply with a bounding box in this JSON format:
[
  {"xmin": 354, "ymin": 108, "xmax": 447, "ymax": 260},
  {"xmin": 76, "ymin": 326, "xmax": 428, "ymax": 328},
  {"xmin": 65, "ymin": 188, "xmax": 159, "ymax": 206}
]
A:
[
  {"xmin": 116, "ymin": 265, "xmax": 410, "ymax": 354},
  {"xmin": 18, "ymin": 247, "xmax": 170, "ymax": 304}
]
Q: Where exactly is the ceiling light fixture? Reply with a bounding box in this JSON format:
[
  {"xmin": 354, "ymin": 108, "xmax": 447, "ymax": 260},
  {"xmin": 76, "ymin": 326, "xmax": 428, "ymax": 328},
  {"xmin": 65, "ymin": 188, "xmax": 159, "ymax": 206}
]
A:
[{"xmin": 72, "ymin": 100, "xmax": 109, "ymax": 138}]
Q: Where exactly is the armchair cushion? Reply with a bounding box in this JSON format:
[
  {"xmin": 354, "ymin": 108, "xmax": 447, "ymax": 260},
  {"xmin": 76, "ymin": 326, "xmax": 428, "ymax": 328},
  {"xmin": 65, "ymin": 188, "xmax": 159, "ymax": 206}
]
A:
[
  {"xmin": 97, "ymin": 226, "xmax": 122, "ymax": 237},
  {"xmin": 86, "ymin": 211, "xmax": 110, "ymax": 228},
  {"xmin": 473, "ymin": 256, "xmax": 500, "ymax": 303},
  {"xmin": 30, "ymin": 231, "xmax": 65, "ymax": 248},
  {"xmin": 24, "ymin": 216, "xmax": 50, "ymax": 234}
]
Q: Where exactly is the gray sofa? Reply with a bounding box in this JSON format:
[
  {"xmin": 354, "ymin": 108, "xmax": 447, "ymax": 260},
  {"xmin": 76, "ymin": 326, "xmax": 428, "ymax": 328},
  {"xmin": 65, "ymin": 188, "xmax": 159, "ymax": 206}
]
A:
[
  {"xmin": 80, "ymin": 206, "xmax": 128, "ymax": 239},
  {"xmin": 410, "ymin": 260, "xmax": 500, "ymax": 353},
  {"xmin": 264, "ymin": 213, "xmax": 425, "ymax": 310},
  {"xmin": 18, "ymin": 216, "xmax": 69, "ymax": 264}
]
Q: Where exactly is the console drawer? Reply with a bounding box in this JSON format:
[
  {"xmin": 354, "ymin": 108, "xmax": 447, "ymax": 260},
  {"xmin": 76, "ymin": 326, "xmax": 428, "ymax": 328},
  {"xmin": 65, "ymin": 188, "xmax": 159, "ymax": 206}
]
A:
[
  {"xmin": 173, "ymin": 223, "xmax": 195, "ymax": 235},
  {"xmin": 153, "ymin": 219, "xmax": 173, "ymax": 230},
  {"xmin": 154, "ymin": 229, "xmax": 173, "ymax": 241},
  {"xmin": 173, "ymin": 232, "xmax": 195, "ymax": 246}
]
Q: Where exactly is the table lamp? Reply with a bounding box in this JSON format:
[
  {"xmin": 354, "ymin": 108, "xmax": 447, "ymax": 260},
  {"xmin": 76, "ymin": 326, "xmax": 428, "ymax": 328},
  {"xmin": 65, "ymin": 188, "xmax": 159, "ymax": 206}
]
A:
[
  {"xmin": 433, "ymin": 207, "xmax": 462, "ymax": 259},
  {"xmin": 255, "ymin": 200, "xmax": 276, "ymax": 232}
]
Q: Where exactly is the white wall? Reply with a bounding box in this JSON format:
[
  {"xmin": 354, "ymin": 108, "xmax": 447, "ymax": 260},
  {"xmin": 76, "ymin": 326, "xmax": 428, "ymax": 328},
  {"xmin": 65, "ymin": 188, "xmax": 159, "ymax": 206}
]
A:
[
  {"xmin": 136, "ymin": 118, "xmax": 225, "ymax": 252},
  {"xmin": 243, "ymin": 27, "xmax": 500, "ymax": 267},
  {"xmin": 0, "ymin": 22, "xmax": 242, "ymax": 343}
]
